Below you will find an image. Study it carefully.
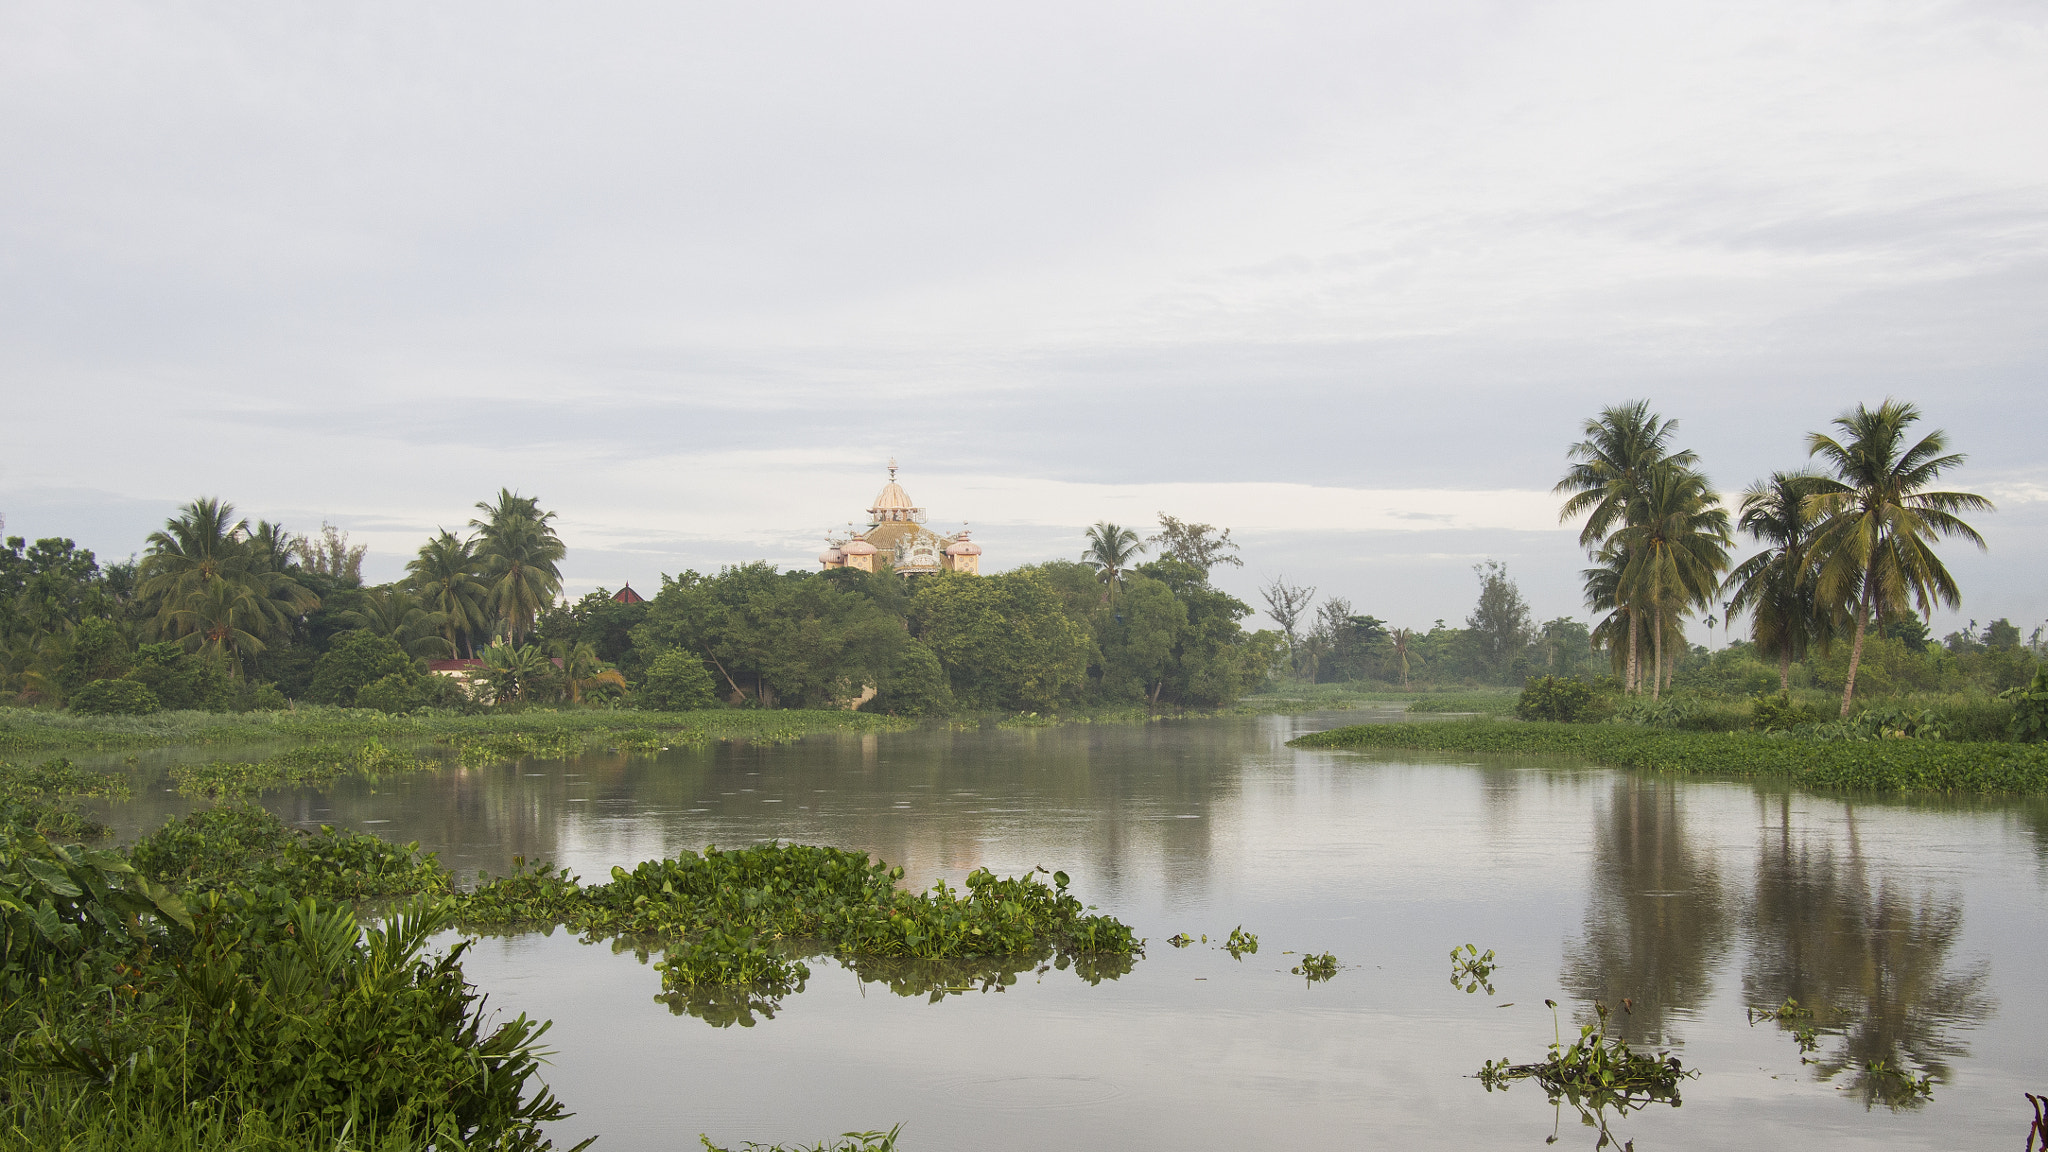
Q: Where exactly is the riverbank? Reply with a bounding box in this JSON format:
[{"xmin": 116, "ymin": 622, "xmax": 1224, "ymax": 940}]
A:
[
  {"xmin": 0, "ymin": 705, "xmax": 913, "ymax": 754},
  {"xmin": 1289, "ymin": 720, "xmax": 2048, "ymax": 795}
]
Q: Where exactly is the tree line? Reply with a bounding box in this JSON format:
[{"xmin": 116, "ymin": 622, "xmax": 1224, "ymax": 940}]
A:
[{"xmin": 0, "ymin": 499, "xmax": 1277, "ymax": 716}]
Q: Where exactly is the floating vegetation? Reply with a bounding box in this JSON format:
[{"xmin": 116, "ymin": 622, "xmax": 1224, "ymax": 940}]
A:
[
  {"xmin": 1291, "ymin": 952, "xmax": 1339, "ymax": 982},
  {"xmin": 459, "ymin": 845, "xmax": 1140, "ymax": 1016},
  {"xmin": 1480, "ymin": 1000, "xmax": 1692, "ymax": 1148},
  {"xmin": 1861, "ymin": 1058, "xmax": 1934, "ymax": 1102},
  {"xmin": 170, "ymin": 739, "xmax": 432, "ymax": 796},
  {"xmin": 1224, "ymin": 925, "xmax": 1258, "ymax": 958},
  {"xmin": 1748, "ymin": 998, "xmax": 1822, "ymax": 1058},
  {"xmin": 447, "ymin": 731, "xmax": 581, "ymax": 766},
  {"xmin": 0, "ymin": 757, "xmax": 129, "ymax": 841},
  {"xmin": 1167, "ymin": 932, "xmax": 1194, "ymax": 948},
  {"xmin": 0, "ymin": 704, "xmax": 913, "ymax": 755},
  {"xmin": 0, "ymin": 757, "xmax": 130, "ymax": 802},
  {"xmin": 1451, "ymin": 944, "xmax": 1499, "ymax": 995},
  {"xmin": 2027, "ymin": 1092, "xmax": 2048, "ymax": 1152},
  {"xmin": 129, "ymin": 803, "xmax": 452, "ymax": 900},
  {"xmin": 700, "ymin": 1124, "xmax": 903, "ymax": 1152},
  {"xmin": 1291, "ymin": 721, "xmax": 2048, "ymax": 796}
]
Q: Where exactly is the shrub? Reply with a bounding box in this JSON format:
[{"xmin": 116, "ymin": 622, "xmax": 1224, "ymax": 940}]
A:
[
  {"xmin": 125, "ymin": 643, "xmax": 232, "ymax": 711},
  {"xmin": 308, "ymin": 631, "xmax": 418, "ymax": 708},
  {"xmin": 873, "ymin": 640, "xmax": 950, "ymax": 716},
  {"xmin": 1751, "ymin": 691, "xmax": 1823, "ymax": 732},
  {"xmin": 354, "ymin": 672, "xmax": 422, "ymax": 715},
  {"xmin": 2004, "ymin": 669, "xmax": 2048, "ymax": 743},
  {"xmin": 639, "ymin": 650, "xmax": 717, "ymax": 712},
  {"xmin": 1516, "ymin": 676, "xmax": 1596, "ymax": 723},
  {"xmin": 67, "ymin": 678, "xmax": 160, "ymax": 717}
]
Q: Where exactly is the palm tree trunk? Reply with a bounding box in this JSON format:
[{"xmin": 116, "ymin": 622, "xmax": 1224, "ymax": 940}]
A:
[
  {"xmin": 1626, "ymin": 609, "xmax": 1640, "ymax": 695},
  {"xmin": 1778, "ymin": 647, "xmax": 1791, "ymax": 693},
  {"xmin": 1650, "ymin": 607, "xmax": 1663, "ymax": 701},
  {"xmin": 1838, "ymin": 568, "xmax": 1875, "ymax": 718}
]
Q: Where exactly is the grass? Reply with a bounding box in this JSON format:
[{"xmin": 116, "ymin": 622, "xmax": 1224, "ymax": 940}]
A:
[
  {"xmin": 0, "ymin": 704, "xmax": 914, "ymax": 754},
  {"xmin": 1291, "ymin": 718, "xmax": 2048, "ymax": 795}
]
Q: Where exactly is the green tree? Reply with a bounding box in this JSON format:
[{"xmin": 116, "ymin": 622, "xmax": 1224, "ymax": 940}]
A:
[
  {"xmin": 126, "ymin": 641, "xmax": 231, "ymax": 711},
  {"xmin": 1556, "ymin": 402, "xmax": 1697, "ymax": 694},
  {"xmin": 1610, "ymin": 466, "xmax": 1732, "ymax": 699},
  {"xmin": 1466, "ymin": 560, "xmax": 1536, "ymax": 684},
  {"xmin": 58, "ymin": 617, "xmax": 133, "ymax": 696},
  {"xmin": 407, "ymin": 530, "xmax": 491, "ymax": 657},
  {"xmin": 873, "ymin": 638, "xmax": 951, "ymax": 715},
  {"xmin": 1805, "ymin": 400, "xmax": 1992, "ymax": 716},
  {"xmin": 338, "ymin": 586, "xmax": 453, "ymax": 659},
  {"xmin": 639, "ymin": 648, "xmax": 717, "ymax": 711},
  {"xmin": 1146, "ymin": 513, "xmax": 1242, "ymax": 572},
  {"xmin": 910, "ymin": 571, "xmax": 1090, "ymax": 712},
  {"xmin": 1725, "ymin": 471, "xmax": 1835, "ymax": 692},
  {"xmin": 138, "ymin": 498, "xmax": 317, "ymax": 667},
  {"xmin": 469, "ymin": 490, "xmax": 566, "ymax": 646},
  {"xmin": 1096, "ymin": 572, "xmax": 1187, "ymax": 704},
  {"xmin": 1082, "ymin": 522, "xmax": 1146, "ymax": 592},
  {"xmin": 69, "ymin": 678, "xmax": 161, "ymax": 716},
  {"xmin": 308, "ymin": 631, "xmax": 419, "ymax": 708}
]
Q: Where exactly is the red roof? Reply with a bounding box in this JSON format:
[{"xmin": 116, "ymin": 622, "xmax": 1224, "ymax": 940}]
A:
[{"xmin": 612, "ymin": 583, "xmax": 647, "ymax": 604}]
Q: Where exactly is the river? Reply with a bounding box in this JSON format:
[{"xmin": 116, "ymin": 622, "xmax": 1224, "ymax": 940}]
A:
[{"xmin": 83, "ymin": 710, "xmax": 2048, "ymax": 1150}]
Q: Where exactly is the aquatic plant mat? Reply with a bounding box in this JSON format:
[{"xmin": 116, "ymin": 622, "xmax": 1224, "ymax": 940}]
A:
[
  {"xmin": 1291, "ymin": 720, "xmax": 2048, "ymax": 795},
  {"xmin": 460, "ymin": 843, "xmax": 1141, "ymax": 1025},
  {"xmin": 0, "ymin": 705, "xmax": 912, "ymax": 754}
]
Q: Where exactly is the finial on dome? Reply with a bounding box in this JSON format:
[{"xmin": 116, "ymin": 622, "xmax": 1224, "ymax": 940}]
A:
[{"xmin": 888, "ymin": 457, "xmax": 898, "ymax": 481}]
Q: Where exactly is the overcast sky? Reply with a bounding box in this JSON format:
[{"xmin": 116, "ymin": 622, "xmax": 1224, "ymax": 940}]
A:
[{"xmin": 2, "ymin": 1, "xmax": 2043, "ymax": 641}]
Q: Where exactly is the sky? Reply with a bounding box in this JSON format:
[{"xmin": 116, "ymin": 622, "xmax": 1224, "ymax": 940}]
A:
[{"xmin": 2, "ymin": 0, "xmax": 2044, "ymax": 643}]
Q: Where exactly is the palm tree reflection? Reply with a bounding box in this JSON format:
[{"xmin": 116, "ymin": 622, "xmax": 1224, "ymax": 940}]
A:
[
  {"xmin": 1561, "ymin": 777, "xmax": 1731, "ymax": 1047},
  {"xmin": 1743, "ymin": 795, "xmax": 1991, "ymax": 1110}
]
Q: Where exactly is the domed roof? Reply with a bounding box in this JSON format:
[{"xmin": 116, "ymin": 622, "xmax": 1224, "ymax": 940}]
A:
[
  {"xmin": 842, "ymin": 538, "xmax": 877, "ymax": 556},
  {"xmin": 871, "ymin": 481, "xmax": 915, "ymax": 511},
  {"xmin": 819, "ymin": 547, "xmax": 845, "ymax": 563},
  {"xmin": 945, "ymin": 532, "xmax": 981, "ymax": 556}
]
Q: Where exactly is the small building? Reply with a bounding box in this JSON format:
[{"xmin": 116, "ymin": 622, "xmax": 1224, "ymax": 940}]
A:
[{"xmin": 820, "ymin": 461, "xmax": 982, "ymax": 576}]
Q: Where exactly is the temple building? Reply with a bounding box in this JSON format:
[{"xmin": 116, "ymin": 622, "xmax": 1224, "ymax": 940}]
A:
[{"xmin": 820, "ymin": 461, "xmax": 981, "ymax": 576}]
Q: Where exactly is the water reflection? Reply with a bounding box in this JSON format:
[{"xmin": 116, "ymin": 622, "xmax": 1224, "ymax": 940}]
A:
[
  {"xmin": 1743, "ymin": 797, "xmax": 1992, "ymax": 1109},
  {"xmin": 1560, "ymin": 776, "xmax": 1731, "ymax": 1047}
]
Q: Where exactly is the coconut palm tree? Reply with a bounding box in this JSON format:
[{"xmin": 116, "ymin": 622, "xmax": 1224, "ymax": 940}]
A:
[
  {"xmin": 1724, "ymin": 471, "xmax": 1835, "ymax": 692},
  {"xmin": 1082, "ymin": 522, "xmax": 1146, "ymax": 592},
  {"xmin": 1557, "ymin": 403, "xmax": 1700, "ymax": 694},
  {"xmin": 139, "ymin": 499, "xmax": 316, "ymax": 660},
  {"xmin": 552, "ymin": 639, "xmax": 626, "ymax": 704},
  {"xmin": 1610, "ymin": 467, "xmax": 1731, "ymax": 700},
  {"xmin": 1555, "ymin": 402, "xmax": 1699, "ymax": 548},
  {"xmin": 469, "ymin": 491, "xmax": 565, "ymax": 645},
  {"xmin": 165, "ymin": 577, "xmax": 271, "ymax": 667},
  {"xmin": 338, "ymin": 586, "xmax": 454, "ymax": 659},
  {"xmin": 138, "ymin": 498, "xmax": 249, "ymax": 610},
  {"xmin": 408, "ymin": 530, "xmax": 490, "ymax": 657},
  {"xmin": 1805, "ymin": 401, "xmax": 1992, "ymax": 716}
]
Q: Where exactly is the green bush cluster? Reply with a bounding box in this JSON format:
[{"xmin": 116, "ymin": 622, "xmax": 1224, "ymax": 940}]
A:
[
  {"xmin": 2004, "ymin": 668, "xmax": 2048, "ymax": 743},
  {"xmin": 67, "ymin": 678, "xmax": 161, "ymax": 716},
  {"xmin": 1515, "ymin": 677, "xmax": 1598, "ymax": 723},
  {"xmin": 128, "ymin": 804, "xmax": 452, "ymax": 901},
  {"xmin": 460, "ymin": 844, "xmax": 1140, "ymax": 994},
  {"xmin": 1, "ymin": 830, "xmax": 566, "ymax": 1150},
  {"xmin": 1291, "ymin": 720, "xmax": 2048, "ymax": 795}
]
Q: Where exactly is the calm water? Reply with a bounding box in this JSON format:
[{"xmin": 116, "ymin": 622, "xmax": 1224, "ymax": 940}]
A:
[{"xmin": 82, "ymin": 713, "xmax": 2048, "ymax": 1150}]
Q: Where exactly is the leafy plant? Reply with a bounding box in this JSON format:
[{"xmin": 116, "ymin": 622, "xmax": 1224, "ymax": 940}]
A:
[
  {"xmin": 700, "ymin": 1124, "xmax": 903, "ymax": 1152},
  {"xmin": 1478, "ymin": 1000, "xmax": 1693, "ymax": 1146},
  {"xmin": 1224, "ymin": 925, "xmax": 1257, "ymax": 957},
  {"xmin": 169, "ymin": 739, "xmax": 432, "ymax": 796},
  {"xmin": 1750, "ymin": 691, "xmax": 1822, "ymax": 732},
  {"xmin": 1450, "ymin": 943, "xmax": 1497, "ymax": 995},
  {"xmin": 2004, "ymin": 668, "xmax": 2048, "ymax": 743},
  {"xmin": 1291, "ymin": 952, "xmax": 1339, "ymax": 982},
  {"xmin": 67, "ymin": 678, "xmax": 160, "ymax": 717},
  {"xmin": 1516, "ymin": 676, "xmax": 1597, "ymax": 723}
]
